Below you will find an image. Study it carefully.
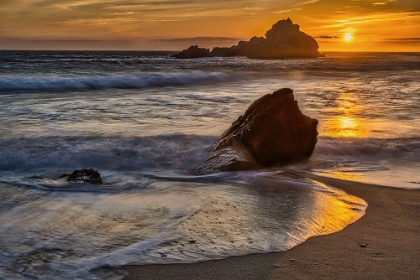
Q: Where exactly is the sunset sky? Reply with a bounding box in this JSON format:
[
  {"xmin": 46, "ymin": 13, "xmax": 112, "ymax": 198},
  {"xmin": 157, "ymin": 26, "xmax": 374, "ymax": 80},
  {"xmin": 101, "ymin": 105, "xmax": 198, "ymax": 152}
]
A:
[{"xmin": 1, "ymin": 0, "xmax": 419, "ymax": 51}]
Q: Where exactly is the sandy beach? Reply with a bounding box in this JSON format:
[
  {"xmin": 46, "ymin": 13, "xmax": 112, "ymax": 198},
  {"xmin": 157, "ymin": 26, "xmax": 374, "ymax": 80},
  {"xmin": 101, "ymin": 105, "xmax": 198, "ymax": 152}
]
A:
[{"xmin": 122, "ymin": 174, "xmax": 420, "ymax": 279}]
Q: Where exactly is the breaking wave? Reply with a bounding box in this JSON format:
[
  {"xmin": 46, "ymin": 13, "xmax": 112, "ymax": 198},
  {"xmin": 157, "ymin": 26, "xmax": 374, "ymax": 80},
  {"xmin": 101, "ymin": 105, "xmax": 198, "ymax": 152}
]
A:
[{"xmin": 0, "ymin": 72, "xmax": 234, "ymax": 92}]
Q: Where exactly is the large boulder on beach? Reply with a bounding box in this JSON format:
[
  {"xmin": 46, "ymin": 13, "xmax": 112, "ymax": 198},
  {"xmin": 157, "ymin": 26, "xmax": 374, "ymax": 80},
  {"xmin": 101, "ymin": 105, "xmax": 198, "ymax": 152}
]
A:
[{"xmin": 195, "ymin": 88, "xmax": 318, "ymax": 173}]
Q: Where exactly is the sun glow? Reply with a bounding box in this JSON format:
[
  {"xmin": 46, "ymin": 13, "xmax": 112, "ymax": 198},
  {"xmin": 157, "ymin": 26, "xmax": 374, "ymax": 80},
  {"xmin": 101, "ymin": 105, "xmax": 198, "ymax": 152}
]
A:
[{"xmin": 344, "ymin": 33, "xmax": 353, "ymax": 42}]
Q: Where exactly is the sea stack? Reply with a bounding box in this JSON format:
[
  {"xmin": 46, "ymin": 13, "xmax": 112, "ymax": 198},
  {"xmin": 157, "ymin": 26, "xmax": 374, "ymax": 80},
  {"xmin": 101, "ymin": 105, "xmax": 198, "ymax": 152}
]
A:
[
  {"xmin": 174, "ymin": 18, "xmax": 321, "ymax": 59},
  {"xmin": 172, "ymin": 45, "xmax": 210, "ymax": 58},
  {"xmin": 195, "ymin": 88, "xmax": 318, "ymax": 173}
]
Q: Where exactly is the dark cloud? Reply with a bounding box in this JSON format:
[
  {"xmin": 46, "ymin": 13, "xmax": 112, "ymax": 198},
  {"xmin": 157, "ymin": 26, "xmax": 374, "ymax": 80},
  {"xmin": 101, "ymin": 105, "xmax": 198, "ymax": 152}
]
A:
[
  {"xmin": 383, "ymin": 37, "xmax": 420, "ymax": 44},
  {"xmin": 0, "ymin": 38, "xmax": 138, "ymax": 43},
  {"xmin": 385, "ymin": 37, "xmax": 420, "ymax": 41},
  {"xmin": 315, "ymin": 36, "xmax": 339, "ymax": 39},
  {"xmin": 158, "ymin": 36, "xmax": 241, "ymax": 42},
  {"xmin": 24, "ymin": 0, "xmax": 266, "ymax": 22},
  {"xmin": 0, "ymin": 38, "xmax": 139, "ymax": 50},
  {"xmin": 396, "ymin": 0, "xmax": 420, "ymax": 12}
]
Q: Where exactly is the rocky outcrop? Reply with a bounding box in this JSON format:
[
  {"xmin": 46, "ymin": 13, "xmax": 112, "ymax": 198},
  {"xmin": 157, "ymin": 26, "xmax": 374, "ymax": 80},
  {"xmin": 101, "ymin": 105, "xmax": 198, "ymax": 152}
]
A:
[
  {"xmin": 195, "ymin": 88, "xmax": 318, "ymax": 174},
  {"xmin": 62, "ymin": 168, "xmax": 103, "ymax": 184},
  {"xmin": 172, "ymin": 45, "xmax": 210, "ymax": 58},
  {"xmin": 174, "ymin": 18, "xmax": 320, "ymax": 59}
]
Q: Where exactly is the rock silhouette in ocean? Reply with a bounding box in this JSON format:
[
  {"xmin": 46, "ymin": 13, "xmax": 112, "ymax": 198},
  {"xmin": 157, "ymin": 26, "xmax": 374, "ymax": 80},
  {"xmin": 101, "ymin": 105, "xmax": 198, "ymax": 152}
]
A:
[
  {"xmin": 62, "ymin": 168, "xmax": 103, "ymax": 184},
  {"xmin": 195, "ymin": 88, "xmax": 318, "ymax": 173},
  {"xmin": 174, "ymin": 18, "xmax": 320, "ymax": 59},
  {"xmin": 172, "ymin": 45, "xmax": 210, "ymax": 58}
]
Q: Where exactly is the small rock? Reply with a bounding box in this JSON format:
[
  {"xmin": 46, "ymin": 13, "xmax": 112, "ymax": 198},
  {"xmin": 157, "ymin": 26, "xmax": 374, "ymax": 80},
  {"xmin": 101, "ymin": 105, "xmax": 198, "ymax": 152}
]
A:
[
  {"xmin": 65, "ymin": 168, "xmax": 103, "ymax": 184},
  {"xmin": 159, "ymin": 253, "xmax": 167, "ymax": 258}
]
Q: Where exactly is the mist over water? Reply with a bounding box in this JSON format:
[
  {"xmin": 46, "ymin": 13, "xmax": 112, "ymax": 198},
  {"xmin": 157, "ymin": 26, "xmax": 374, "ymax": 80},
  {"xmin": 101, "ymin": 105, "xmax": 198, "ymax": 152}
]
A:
[{"xmin": 0, "ymin": 51, "xmax": 419, "ymax": 278}]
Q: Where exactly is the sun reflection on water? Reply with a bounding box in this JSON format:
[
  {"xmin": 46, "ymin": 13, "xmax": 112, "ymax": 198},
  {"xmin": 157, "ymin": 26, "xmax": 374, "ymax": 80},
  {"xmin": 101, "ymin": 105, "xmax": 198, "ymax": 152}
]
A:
[{"xmin": 322, "ymin": 92, "xmax": 368, "ymax": 138}]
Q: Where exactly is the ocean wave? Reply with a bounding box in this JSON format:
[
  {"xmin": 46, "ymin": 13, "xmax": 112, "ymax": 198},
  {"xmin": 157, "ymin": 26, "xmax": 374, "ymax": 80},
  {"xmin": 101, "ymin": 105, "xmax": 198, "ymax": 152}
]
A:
[
  {"xmin": 0, "ymin": 72, "xmax": 234, "ymax": 92},
  {"xmin": 0, "ymin": 135, "xmax": 216, "ymax": 172},
  {"xmin": 314, "ymin": 137, "xmax": 420, "ymax": 161},
  {"xmin": 1, "ymin": 135, "xmax": 419, "ymax": 173},
  {"xmin": 301, "ymin": 137, "xmax": 420, "ymax": 189}
]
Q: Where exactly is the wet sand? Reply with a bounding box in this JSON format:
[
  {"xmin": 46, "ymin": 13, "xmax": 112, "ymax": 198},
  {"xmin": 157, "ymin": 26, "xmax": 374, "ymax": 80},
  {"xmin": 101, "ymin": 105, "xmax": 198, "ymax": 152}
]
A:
[{"xmin": 122, "ymin": 174, "xmax": 420, "ymax": 279}]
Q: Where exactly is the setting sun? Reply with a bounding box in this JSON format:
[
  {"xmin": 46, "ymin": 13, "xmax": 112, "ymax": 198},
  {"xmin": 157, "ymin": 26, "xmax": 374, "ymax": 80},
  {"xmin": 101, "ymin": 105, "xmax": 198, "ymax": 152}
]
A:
[{"xmin": 344, "ymin": 33, "xmax": 353, "ymax": 42}]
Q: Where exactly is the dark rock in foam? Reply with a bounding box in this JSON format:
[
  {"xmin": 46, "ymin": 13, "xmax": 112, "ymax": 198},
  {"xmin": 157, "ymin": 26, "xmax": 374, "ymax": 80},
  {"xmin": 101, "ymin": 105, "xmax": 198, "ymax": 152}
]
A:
[
  {"xmin": 63, "ymin": 168, "xmax": 103, "ymax": 184},
  {"xmin": 195, "ymin": 88, "xmax": 318, "ymax": 173}
]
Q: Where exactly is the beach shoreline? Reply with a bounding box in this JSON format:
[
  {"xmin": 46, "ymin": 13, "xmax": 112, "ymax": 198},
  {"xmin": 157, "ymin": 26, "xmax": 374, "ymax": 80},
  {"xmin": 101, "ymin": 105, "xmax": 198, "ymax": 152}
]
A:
[{"xmin": 122, "ymin": 174, "xmax": 420, "ymax": 279}]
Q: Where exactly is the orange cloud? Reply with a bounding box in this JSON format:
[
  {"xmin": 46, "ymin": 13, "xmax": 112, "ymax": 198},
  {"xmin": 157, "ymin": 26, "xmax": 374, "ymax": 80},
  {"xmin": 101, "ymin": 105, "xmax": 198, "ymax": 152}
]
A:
[{"xmin": 1, "ymin": 0, "xmax": 419, "ymax": 51}]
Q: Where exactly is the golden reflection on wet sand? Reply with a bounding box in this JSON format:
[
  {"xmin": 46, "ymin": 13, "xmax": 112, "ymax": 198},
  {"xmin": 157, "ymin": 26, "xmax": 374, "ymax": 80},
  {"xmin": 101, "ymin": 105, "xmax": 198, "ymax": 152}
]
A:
[
  {"xmin": 322, "ymin": 170, "xmax": 367, "ymax": 184},
  {"xmin": 291, "ymin": 179, "xmax": 367, "ymax": 240}
]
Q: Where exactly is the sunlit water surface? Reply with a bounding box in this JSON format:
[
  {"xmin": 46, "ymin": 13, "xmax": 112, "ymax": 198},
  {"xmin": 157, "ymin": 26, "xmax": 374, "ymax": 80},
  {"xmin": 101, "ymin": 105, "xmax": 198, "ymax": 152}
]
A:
[{"xmin": 0, "ymin": 51, "xmax": 419, "ymax": 278}]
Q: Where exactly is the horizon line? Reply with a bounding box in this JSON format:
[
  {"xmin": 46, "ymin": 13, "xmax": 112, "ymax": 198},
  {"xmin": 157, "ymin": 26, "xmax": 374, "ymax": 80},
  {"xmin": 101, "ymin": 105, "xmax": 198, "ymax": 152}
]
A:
[{"xmin": 1, "ymin": 49, "xmax": 420, "ymax": 53}]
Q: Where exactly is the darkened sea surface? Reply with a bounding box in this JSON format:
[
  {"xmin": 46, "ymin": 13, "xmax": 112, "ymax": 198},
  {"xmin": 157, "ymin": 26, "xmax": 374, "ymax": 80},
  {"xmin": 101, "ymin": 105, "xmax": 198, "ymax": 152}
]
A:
[{"xmin": 0, "ymin": 51, "xmax": 419, "ymax": 279}]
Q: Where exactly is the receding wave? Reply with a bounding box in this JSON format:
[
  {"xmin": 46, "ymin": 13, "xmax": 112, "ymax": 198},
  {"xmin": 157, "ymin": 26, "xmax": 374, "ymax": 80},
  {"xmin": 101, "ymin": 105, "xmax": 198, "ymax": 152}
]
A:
[
  {"xmin": 0, "ymin": 72, "xmax": 233, "ymax": 92},
  {"xmin": 0, "ymin": 171, "xmax": 367, "ymax": 279}
]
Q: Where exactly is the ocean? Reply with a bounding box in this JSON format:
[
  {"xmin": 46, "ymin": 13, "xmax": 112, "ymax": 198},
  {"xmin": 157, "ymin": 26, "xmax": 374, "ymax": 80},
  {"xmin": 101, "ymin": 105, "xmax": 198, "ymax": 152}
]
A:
[{"xmin": 0, "ymin": 51, "xmax": 419, "ymax": 279}]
